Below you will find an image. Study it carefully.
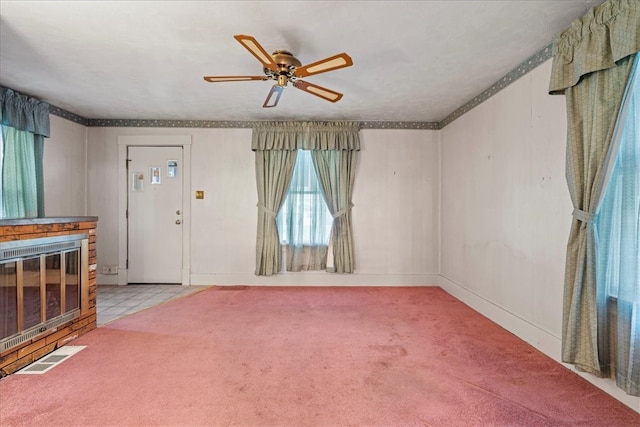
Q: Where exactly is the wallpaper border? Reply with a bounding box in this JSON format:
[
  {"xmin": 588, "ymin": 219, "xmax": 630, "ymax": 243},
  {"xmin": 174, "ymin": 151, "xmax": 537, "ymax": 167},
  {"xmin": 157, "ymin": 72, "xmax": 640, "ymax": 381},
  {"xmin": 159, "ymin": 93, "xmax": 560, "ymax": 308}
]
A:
[
  {"xmin": 47, "ymin": 44, "xmax": 552, "ymax": 130},
  {"xmin": 439, "ymin": 44, "xmax": 552, "ymax": 127},
  {"xmin": 49, "ymin": 105, "xmax": 90, "ymax": 126}
]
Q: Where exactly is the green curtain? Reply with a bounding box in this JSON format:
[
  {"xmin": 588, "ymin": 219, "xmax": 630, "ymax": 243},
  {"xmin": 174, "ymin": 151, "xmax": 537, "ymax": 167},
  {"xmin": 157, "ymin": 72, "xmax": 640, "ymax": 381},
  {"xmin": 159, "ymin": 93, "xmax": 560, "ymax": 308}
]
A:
[
  {"xmin": 0, "ymin": 87, "xmax": 50, "ymax": 218},
  {"xmin": 548, "ymin": 0, "xmax": 639, "ymax": 391},
  {"xmin": 254, "ymin": 149, "xmax": 297, "ymax": 276},
  {"xmin": 311, "ymin": 149, "xmax": 358, "ymax": 273},
  {"xmin": 0, "ymin": 126, "xmax": 41, "ymax": 218},
  {"xmin": 252, "ymin": 121, "xmax": 360, "ymax": 276},
  {"xmin": 549, "ymin": 0, "xmax": 640, "ymax": 96},
  {"xmin": 561, "ymin": 54, "xmax": 635, "ymax": 377}
]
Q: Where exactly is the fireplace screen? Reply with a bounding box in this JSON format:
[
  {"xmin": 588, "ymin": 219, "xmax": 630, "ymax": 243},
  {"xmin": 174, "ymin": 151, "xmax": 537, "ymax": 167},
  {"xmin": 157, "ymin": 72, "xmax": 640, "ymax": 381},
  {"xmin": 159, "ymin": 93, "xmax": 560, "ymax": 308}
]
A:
[{"xmin": 0, "ymin": 235, "xmax": 87, "ymax": 351}]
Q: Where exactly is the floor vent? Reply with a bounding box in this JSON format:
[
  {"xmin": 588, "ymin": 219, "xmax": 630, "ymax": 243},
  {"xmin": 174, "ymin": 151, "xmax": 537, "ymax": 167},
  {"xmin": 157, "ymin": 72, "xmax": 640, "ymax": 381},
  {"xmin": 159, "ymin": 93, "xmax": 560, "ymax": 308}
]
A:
[{"xmin": 16, "ymin": 346, "xmax": 86, "ymax": 375}]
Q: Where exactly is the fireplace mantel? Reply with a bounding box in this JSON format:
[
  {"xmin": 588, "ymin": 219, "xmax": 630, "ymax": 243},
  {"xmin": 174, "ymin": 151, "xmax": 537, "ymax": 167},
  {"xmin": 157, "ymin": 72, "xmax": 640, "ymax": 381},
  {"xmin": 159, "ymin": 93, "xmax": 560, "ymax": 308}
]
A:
[
  {"xmin": 0, "ymin": 217, "xmax": 98, "ymax": 376},
  {"xmin": 0, "ymin": 216, "xmax": 99, "ymax": 227}
]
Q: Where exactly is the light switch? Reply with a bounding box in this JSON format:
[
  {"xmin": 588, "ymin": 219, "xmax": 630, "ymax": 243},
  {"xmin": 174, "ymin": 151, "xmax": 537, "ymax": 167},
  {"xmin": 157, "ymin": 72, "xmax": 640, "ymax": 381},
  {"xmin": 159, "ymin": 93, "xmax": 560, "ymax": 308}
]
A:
[{"xmin": 195, "ymin": 190, "xmax": 204, "ymax": 199}]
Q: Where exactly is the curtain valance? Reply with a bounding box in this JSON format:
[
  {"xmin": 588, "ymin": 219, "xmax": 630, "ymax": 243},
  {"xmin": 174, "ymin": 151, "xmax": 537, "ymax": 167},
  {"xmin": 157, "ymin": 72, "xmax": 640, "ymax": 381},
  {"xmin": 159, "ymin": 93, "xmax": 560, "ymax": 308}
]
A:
[
  {"xmin": 549, "ymin": 0, "xmax": 640, "ymax": 95},
  {"xmin": 252, "ymin": 121, "xmax": 360, "ymax": 151},
  {"xmin": 0, "ymin": 87, "xmax": 50, "ymax": 137}
]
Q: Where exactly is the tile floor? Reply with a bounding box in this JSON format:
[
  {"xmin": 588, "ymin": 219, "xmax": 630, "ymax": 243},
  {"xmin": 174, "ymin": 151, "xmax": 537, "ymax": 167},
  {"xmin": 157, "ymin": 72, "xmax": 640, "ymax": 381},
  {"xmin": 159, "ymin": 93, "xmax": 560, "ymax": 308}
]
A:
[{"xmin": 96, "ymin": 284, "xmax": 207, "ymax": 325}]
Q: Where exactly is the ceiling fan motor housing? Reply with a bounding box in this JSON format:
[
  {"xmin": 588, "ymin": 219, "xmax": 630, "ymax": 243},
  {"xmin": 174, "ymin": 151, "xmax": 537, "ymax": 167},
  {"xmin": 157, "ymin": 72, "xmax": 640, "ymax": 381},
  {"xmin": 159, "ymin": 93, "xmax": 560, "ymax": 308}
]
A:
[{"xmin": 265, "ymin": 50, "xmax": 302, "ymax": 86}]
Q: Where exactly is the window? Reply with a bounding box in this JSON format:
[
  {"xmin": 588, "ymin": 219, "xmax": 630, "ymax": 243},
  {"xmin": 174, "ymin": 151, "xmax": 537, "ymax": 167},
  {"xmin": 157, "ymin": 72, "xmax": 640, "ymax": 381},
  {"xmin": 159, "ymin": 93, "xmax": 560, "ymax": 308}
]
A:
[
  {"xmin": 277, "ymin": 150, "xmax": 332, "ymax": 247},
  {"xmin": 595, "ymin": 58, "xmax": 639, "ymax": 303},
  {"xmin": 592, "ymin": 56, "xmax": 639, "ymax": 396}
]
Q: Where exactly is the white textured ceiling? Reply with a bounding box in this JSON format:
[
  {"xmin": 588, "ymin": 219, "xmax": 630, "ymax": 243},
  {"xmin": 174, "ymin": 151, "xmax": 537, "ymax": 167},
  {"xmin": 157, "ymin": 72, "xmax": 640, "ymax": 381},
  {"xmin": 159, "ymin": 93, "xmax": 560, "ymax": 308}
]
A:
[{"xmin": 0, "ymin": 0, "xmax": 602, "ymax": 123}]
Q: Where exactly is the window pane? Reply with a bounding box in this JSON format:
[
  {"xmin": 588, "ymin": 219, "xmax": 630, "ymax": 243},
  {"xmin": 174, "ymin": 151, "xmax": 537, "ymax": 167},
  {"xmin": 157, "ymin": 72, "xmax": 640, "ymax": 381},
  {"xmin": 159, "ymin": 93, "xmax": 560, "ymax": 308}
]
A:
[
  {"xmin": 277, "ymin": 150, "xmax": 333, "ymax": 246},
  {"xmin": 45, "ymin": 254, "xmax": 62, "ymax": 320},
  {"xmin": 23, "ymin": 257, "xmax": 41, "ymax": 330},
  {"xmin": 65, "ymin": 250, "xmax": 80, "ymax": 312},
  {"xmin": 595, "ymin": 57, "xmax": 640, "ymax": 303},
  {"xmin": 0, "ymin": 261, "xmax": 18, "ymax": 339}
]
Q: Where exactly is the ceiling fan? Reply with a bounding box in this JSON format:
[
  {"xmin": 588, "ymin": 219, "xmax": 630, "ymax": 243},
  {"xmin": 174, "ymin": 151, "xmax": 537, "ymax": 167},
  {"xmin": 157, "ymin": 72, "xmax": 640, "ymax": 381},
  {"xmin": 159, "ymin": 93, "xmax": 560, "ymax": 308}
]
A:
[{"xmin": 203, "ymin": 34, "xmax": 353, "ymax": 108}]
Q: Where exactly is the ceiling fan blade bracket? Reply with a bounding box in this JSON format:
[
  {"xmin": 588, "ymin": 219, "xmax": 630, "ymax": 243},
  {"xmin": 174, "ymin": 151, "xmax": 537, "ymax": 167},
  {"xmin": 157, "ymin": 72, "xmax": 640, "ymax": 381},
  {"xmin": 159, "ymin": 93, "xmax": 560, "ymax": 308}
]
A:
[{"xmin": 263, "ymin": 84, "xmax": 284, "ymax": 108}]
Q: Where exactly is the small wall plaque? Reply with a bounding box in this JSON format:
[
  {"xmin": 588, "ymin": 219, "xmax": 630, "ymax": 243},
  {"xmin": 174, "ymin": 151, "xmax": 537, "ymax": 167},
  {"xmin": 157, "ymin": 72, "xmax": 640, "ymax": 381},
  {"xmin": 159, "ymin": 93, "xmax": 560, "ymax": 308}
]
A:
[
  {"xmin": 150, "ymin": 167, "xmax": 161, "ymax": 184},
  {"xmin": 132, "ymin": 173, "xmax": 144, "ymax": 191},
  {"xmin": 167, "ymin": 160, "xmax": 178, "ymax": 177}
]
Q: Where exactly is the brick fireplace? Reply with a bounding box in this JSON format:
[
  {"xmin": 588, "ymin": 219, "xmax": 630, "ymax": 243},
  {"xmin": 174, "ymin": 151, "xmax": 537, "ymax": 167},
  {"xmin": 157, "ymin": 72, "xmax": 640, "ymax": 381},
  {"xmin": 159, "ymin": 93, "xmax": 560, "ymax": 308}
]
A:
[{"xmin": 0, "ymin": 217, "xmax": 98, "ymax": 376}]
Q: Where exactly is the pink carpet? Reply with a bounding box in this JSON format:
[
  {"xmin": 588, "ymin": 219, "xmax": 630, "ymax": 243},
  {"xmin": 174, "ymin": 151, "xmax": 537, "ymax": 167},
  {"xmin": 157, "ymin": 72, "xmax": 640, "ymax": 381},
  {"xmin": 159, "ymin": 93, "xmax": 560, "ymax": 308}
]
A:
[{"xmin": 0, "ymin": 286, "xmax": 638, "ymax": 426}]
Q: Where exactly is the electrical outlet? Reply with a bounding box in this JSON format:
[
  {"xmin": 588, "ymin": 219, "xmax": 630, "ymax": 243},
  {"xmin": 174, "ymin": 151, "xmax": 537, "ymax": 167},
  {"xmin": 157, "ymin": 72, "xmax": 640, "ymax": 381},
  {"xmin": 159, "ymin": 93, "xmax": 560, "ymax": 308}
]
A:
[{"xmin": 102, "ymin": 265, "xmax": 118, "ymax": 275}]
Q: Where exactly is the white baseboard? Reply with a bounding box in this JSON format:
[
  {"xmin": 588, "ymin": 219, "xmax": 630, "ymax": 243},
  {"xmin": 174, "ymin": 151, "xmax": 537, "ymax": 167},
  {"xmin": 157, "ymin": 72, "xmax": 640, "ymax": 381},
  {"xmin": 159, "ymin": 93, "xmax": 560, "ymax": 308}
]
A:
[
  {"xmin": 435, "ymin": 275, "xmax": 562, "ymax": 357},
  {"xmin": 189, "ymin": 273, "xmax": 441, "ymax": 287},
  {"xmin": 97, "ymin": 273, "xmax": 119, "ymax": 285},
  {"xmin": 436, "ymin": 274, "xmax": 640, "ymax": 413}
]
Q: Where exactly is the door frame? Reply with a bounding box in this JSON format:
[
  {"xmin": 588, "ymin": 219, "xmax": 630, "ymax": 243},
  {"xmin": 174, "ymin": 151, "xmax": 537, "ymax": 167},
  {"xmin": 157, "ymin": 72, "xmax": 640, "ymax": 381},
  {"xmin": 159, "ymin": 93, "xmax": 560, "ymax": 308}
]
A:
[{"xmin": 117, "ymin": 135, "xmax": 192, "ymax": 286}]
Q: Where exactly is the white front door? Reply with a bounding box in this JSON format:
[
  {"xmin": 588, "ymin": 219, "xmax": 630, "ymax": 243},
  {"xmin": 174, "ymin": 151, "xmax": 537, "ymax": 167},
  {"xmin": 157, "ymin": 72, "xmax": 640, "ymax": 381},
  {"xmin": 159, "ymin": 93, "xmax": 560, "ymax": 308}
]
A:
[{"xmin": 127, "ymin": 146, "xmax": 183, "ymax": 283}]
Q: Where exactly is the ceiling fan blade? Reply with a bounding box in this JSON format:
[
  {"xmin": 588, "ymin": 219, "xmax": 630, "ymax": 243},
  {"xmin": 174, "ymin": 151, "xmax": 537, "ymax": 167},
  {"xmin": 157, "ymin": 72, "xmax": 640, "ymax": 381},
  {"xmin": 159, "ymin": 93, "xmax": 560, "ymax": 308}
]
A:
[
  {"xmin": 293, "ymin": 80, "xmax": 343, "ymax": 103},
  {"xmin": 263, "ymin": 84, "xmax": 284, "ymax": 108},
  {"xmin": 203, "ymin": 75, "xmax": 268, "ymax": 83},
  {"xmin": 294, "ymin": 53, "xmax": 353, "ymax": 78},
  {"xmin": 234, "ymin": 34, "xmax": 279, "ymax": 72}
]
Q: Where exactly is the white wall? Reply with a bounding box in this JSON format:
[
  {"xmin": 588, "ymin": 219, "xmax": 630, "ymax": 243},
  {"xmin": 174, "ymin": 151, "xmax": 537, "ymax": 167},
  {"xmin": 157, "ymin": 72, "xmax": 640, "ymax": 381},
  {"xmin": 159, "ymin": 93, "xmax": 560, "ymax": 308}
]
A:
[
  {"xmin": 439, "ymin": 59, "xmax": 639, "ymax": 410},
  {"xmin": 84, "ymin": 126, "xmax": 440, "ymax": 286},
  {"xmin": 355, "ymin": 129, "xmax": 439, "ymax": 279},
  {"xmin": 43, "ymin": 115, "xmax": 88, "ymax": 216}
]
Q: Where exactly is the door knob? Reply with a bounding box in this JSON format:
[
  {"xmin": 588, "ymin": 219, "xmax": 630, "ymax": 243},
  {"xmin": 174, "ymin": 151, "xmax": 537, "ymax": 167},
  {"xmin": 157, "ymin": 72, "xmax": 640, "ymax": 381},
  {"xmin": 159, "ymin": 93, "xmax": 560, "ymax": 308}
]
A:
[{"xmin": 175, "ymin": 220, "xmax": 182, "ymax": 225}]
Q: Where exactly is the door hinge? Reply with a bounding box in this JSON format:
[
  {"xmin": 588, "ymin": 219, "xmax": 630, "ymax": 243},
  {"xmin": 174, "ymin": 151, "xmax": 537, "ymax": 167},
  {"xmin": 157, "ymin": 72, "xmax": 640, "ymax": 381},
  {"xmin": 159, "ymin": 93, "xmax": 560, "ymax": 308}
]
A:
[
  {"xmin": 126, "ymin": 259, "xmax": 129, "ymax": 269},
  {"xmin": 126, "ymin": 210, "xmax": 128, "ymax": 219}
]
